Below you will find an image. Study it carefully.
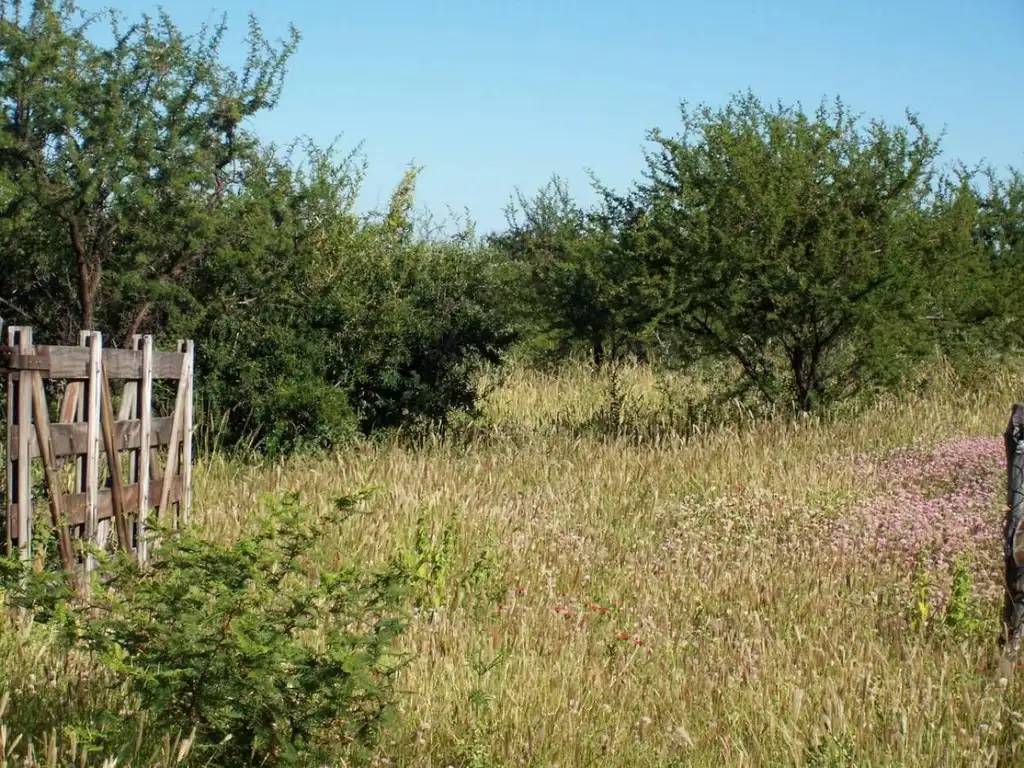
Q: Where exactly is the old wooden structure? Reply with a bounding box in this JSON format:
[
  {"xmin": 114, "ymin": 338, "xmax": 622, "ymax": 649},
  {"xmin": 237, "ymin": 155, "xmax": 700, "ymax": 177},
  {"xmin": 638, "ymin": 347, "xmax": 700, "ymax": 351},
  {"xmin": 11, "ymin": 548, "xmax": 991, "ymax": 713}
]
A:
[{"xmin": 1, "ymin": 321, "xmax": 194, "ymax": 589}]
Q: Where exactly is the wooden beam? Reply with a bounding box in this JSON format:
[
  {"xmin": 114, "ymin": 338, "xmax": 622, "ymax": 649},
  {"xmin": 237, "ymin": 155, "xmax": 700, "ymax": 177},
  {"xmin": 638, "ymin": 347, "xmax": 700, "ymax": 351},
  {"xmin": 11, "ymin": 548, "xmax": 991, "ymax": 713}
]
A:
[
  {"xmin": 30, "ymin": 373, "xmax": 75, "ymax": 576},
  {"xmin": 10, "ymin": 416, "xmax": 177, "ymax": 459},
  {"xmin": 4, "ymin": 325, "xmax": 15, "ymax": 556},
  {"xmin": 22, "ymin": 347, "xmax": 186, "ymax": 379},
  {"xmin": 82, "ymin": 331, "xmax": 102, "ymax": 577},
  {"xmin": 159, "ymin": 351, "xmax": 190, "ymax": 528},
  {"xmin": 8, "ymin": 477, "xmax": 181, "ymax": 536},
  {"xmin": 100, "ymin": 365, "xmax": 132, "ymax": 552},
  {"xmin": 137, "ymin": 335, "xmax": 154, "ymax": 563},
  {"xmin": 179, "ymin": 339, "xmax": 195, "ymax": 526},
  {"xmin": 12, "ymin": 327, "xmax": 32, "ymax": 564}
]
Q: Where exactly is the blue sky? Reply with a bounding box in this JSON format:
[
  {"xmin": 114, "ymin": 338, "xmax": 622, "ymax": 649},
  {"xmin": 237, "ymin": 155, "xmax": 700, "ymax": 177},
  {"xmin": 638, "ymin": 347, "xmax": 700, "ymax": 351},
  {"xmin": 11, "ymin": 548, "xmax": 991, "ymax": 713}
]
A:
[{"xmin": 77, "ymin": 0, "xmax": 1022, "ymax": 234}]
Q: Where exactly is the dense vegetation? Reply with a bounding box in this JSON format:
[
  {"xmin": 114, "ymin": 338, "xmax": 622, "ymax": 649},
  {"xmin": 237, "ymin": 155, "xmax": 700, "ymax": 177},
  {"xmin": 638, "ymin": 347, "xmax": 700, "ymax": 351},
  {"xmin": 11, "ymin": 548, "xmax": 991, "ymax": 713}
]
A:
[
  {"xmin": 3, "ymin": 1, "xmax": 1024, "ymax": 766},
  {"xmin": 2, "ymin": 0, "xmax": 1021, "ymax": 455}
]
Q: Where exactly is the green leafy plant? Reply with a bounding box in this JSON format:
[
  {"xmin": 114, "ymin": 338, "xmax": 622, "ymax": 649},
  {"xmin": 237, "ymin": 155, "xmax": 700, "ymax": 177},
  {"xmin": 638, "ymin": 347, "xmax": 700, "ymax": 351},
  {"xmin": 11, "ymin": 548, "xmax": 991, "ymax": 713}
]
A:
[
  {"xmin": 39, "ymin": 491, "xmax": 412, "ymax": 766},
  {"xmin": 944, "ymin": 554, "xmax": 988, "ymax": 637}
]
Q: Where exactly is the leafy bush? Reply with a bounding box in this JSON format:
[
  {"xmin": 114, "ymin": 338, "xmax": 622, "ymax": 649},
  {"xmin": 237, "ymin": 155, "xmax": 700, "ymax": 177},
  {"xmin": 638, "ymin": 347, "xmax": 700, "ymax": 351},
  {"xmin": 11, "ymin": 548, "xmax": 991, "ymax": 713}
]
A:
[{"xmin": 1, "ymin": 491, "xmax": 411, "ymax": 767}]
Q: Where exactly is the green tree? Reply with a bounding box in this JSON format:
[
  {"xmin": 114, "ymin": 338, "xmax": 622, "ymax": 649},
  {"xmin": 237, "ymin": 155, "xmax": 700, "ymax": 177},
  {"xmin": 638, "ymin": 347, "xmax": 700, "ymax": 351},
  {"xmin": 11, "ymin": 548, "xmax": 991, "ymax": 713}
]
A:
[
  {"xmin": 0, "ymin": 0, "xmax": 298, "ymax": 343},
  {"xmin": 630, "ymin": 92, "xmax": 942, "ymax": 410},
  {"xmin": 490, "ymin": 176, "xmax": 651, "ymax": 367}
]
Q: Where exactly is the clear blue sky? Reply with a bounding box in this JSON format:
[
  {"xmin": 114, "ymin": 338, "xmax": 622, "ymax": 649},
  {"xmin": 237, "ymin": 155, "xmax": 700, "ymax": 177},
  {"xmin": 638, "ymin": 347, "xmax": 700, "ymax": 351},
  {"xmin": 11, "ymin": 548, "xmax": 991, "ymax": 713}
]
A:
[{"xmin": 78, "ymin": 0, "xmax": 1023, "ymax": 234}]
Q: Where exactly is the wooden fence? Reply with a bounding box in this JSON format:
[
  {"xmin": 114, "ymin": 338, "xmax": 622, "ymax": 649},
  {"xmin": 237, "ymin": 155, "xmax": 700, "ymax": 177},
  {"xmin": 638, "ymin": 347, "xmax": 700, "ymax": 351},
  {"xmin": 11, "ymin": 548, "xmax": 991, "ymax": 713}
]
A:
[{"xmin": 1, "ymin": 321, "xmax": 194, "ymax": 590}]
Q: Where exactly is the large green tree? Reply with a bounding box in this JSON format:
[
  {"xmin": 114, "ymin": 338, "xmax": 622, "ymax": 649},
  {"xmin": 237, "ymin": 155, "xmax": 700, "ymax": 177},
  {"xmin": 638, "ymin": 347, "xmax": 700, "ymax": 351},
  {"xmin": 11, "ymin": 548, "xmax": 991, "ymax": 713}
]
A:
[
  {"xmin": 0, "ymin": 0, "xmax": 298, "ymax": 343},
  {"xmin": 629, "ymin": 92, "xmax": 943, "ymax": 410}
]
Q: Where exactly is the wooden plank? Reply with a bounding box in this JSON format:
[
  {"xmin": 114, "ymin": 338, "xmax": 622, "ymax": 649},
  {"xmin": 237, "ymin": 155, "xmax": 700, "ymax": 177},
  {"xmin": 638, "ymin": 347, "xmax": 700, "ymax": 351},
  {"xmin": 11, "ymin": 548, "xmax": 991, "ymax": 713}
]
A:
[
  {"xmin": 8, "ymin": 477, "xmax": 182, "ymax": 536},
  {"xmin": 4, "ymin": 325, "xmax": 14, "ymax": 555},
  {"xmin": 14, "ymin": 327, "xmax": 32, "ymax": 563},
  {"xmin": 179, "ymin": 340, "xmax": 195, "ymax": 527},
  {"xmin": 159, "ymin": 351, "xmax": 190, "ymax": 528},
  {"xmin": 11, "ymin": 416, "xmax": 177, "ymax": 459},
  {"xmin": 26, "ymin": 347, "xmax": 185, "ymax": 379},
  {"xmin": 137, "ymin": 335, "xmax": 154, "ymax": 563},
  {"xmin": 30, "ymin": 373, "xmax": 75, "ymax": 576},
  {"xmin": 59, "ymin": 382, "xmax": 81, "ymax": 424},
  {"xmin": 100, "ymin": 365, "xmax": 132, "ymax": 551},
  {"xmin": 117, "ymin": 380, "xmax": 138, "ymax": 422},
  {"xmin": 83, "ymin": 332, "xmax": 102, "ymax": 576}
]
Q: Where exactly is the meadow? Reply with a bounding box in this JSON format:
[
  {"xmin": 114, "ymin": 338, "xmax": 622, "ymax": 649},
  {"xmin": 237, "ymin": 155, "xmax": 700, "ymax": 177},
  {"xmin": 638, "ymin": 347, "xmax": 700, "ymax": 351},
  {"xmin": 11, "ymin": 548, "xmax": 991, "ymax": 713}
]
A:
[{"xmin": 3, "ymin": 360, "xmax": 1024, "ymax": 767}]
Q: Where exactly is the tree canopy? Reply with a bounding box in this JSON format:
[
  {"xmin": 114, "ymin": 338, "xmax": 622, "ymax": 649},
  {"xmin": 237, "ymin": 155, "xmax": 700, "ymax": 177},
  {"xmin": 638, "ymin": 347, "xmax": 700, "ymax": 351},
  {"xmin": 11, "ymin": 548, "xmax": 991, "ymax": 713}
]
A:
[{"xmin": 2, "ymin": 1, "xmax": 1021, "ymax": 453}]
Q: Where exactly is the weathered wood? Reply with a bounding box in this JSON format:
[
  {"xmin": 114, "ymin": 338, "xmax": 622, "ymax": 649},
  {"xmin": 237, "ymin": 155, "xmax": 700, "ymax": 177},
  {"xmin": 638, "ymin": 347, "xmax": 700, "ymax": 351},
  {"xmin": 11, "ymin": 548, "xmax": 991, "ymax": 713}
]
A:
[
  {"xmin": 4, "ymin": 325, "xmax": 14, "ymax": 555},
  {"xmin": 30, "ymin": 373, "xmax": 75, "ymax": 575},
  {"xmin": 159, "ymin": 352, "xmax": 189, "ymax": 528},
  {"xmin": 137, "ymin": 335, "xmax": 154, "ymax": 562},
  {"xmin": 8, "ymin": 477, "xmax": 182, "ymax": 536},
  {"xmin": 11, "ymin": 346, "xmax": 186, "ymax": 379},
  {"xmin": 83, "ymin": 332, "xmax": 102, "ymax": 576},
  {"xmin": 59, "ymin": 382, "xmax": 81, "ymax": 425},
  {"xmin": 1005, "ymin": 404, "xmax": 1024, "ymax": 651},
  {"xmin": 2, "ymin": 328, "xmax": 194, "ymax": 573},
  {"xmin": 100, "ymin": 365, "xmax": 132, "ymax": 552},
  {"xmin": 179, "ymin": 340, "xmax": 195, "ymax": 526},
  {"xmin": 13, "ymin": 327, "xmax": 32, "ymax": 563},
  {"xmin": 10, "ymin": 416, "xmax": 177, "ymax": 459},
  {"xmin": 117, "ymin": 380, "xmax": 137, "ymax": 422}
]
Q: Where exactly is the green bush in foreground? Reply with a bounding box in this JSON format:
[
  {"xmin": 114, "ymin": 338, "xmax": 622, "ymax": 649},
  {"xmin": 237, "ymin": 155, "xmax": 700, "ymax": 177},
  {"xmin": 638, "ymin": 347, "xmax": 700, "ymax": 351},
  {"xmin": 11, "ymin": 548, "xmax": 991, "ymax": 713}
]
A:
[{"xmin": 1, "ymin": 491, "xmax": 411, "ymax": 767}]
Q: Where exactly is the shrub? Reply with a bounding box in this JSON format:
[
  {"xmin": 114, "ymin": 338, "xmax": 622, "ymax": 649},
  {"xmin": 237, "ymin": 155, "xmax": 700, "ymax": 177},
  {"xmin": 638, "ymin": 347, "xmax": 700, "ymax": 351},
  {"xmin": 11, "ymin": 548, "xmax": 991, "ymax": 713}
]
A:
[{"xmin": 1, "ymin": 491, "xmax": 411, "ymax": 767}]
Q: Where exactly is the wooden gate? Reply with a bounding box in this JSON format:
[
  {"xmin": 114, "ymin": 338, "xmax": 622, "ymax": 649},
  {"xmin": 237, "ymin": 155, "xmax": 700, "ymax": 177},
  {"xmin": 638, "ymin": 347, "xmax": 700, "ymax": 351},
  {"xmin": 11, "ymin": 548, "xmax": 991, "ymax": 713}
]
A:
[{"xmin": 1, "ymin": 321, "xmax": 194, "ymax": 587}]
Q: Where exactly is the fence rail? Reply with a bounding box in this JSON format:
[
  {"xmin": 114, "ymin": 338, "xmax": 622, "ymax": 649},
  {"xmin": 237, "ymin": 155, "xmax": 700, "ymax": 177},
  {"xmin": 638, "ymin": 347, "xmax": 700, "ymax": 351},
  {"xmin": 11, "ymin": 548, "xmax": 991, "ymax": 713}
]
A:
[{"xmin": 1, "ymin": 319, "xmax": 194, "ymax": 592}]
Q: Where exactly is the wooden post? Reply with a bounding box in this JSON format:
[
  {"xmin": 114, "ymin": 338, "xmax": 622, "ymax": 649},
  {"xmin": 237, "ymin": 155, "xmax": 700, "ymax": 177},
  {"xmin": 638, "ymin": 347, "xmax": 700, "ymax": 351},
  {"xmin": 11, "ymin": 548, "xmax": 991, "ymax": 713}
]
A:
[
  {"xmin": 179, "ymin": 339, "xmax": 195, "ymax": 526},
  {"xmin": 10, "ymin": 327, "xmax": 33, "ymax": 565},
  {"xmin": 82, "ymin": 331, "xmax": 102, "ymax": 579},
  {"xmin": 4, "ymin": 323, "xmax": 15, "ymax": 557},
  {"xmin": 99, "ymin": 365, "xmax": 132, "ymax": 552},
  {"xmin": 137, "ymin": 335, "xmax": 153, "ymax": 563},
  {"xmin": 1004, "ymin": 404, "xmax": 1024, "ymax": 651},
  {"xmin": 158, "ymin": 351, "xmax": 190, "ymax": 528}
]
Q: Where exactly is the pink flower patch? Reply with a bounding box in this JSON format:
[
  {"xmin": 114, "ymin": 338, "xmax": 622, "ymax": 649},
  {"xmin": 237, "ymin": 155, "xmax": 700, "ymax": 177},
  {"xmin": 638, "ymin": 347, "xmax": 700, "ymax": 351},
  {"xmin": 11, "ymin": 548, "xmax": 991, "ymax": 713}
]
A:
[{"xmin": 829, "ymin": 437, "xmax": 1004, "ymax": 569}]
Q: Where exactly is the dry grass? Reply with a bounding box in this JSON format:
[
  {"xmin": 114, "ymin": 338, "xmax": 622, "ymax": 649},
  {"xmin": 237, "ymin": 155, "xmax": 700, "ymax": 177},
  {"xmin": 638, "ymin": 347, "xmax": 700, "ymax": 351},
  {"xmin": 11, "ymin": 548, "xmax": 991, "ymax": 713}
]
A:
[{"xmin": 4, "ymin": 360, "xmax": 1024, "ymax": 766}]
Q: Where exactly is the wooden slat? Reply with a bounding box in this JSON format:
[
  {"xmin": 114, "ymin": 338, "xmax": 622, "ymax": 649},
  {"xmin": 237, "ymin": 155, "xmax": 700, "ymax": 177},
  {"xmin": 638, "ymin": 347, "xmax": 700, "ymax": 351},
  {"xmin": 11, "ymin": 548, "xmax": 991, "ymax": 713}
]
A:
[
  {"xmin": 159, "ymin": 351, "xmax": 190, "ymax": 528},
  {"xmin": 83, "ymin": 331, "xmax": 102, "ymax": 576},
  {"xmin": 8, "ymin": 477, "xmax": 183, "ymax": 537},
  {"xmin": 13, "ymin": 327, "xmax": 32, "ymax": 561},
  {"xmin": 27, "ymin": 347, "xmax": 186, "ymax": 379},
  {"xmin": 100, "ymin": 365, "xmax": 132, "ymax": 551},
  {"xmin": 4, "ymin": 325, "xmax": 15, "ymax": 554},
  {"xmin": 11, "ymin": 416, "xmax": 176, "ymax": 459},
  {"xmin": 179, "ymin": 340, "xmax": 195, "ymax": 526},
  {"xmin": 137, "ymin": 335, "xmax": 154, "ymax": 563},
  {"xmin": 30, "ymin": 372, "xmax": 75, "ymax": 575}
]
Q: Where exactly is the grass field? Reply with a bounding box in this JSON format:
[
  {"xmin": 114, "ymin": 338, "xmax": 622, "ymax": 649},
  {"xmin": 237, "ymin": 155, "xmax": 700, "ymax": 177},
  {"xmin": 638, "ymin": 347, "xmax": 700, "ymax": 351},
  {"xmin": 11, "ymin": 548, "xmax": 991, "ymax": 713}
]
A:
[{"xmin": 3, "ymin": 361, "xmax": 1024, "ymax": 766}]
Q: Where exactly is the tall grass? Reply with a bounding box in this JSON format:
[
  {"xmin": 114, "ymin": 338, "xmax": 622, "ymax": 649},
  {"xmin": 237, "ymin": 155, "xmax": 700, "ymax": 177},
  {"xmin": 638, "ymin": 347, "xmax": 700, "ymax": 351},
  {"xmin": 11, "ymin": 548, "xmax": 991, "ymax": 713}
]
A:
[{"xmin": 3, "ymin": 360, "xmax": 1024, "ymax": 765}]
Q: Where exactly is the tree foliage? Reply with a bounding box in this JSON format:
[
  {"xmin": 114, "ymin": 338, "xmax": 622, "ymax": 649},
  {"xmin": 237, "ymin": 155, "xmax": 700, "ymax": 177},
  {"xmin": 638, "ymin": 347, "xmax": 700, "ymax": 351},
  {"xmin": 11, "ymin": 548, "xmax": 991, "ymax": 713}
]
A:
[
  {"xmin": 626, "ymin": 93, "xmax": 946, "ymax": 410},
  {"xmin": 489, "ymin": 176, "xmax": 652, "ymax": 367},
  {"xmin": 0, "ymin": 0, "xmax": 517, "ymax": 454}
]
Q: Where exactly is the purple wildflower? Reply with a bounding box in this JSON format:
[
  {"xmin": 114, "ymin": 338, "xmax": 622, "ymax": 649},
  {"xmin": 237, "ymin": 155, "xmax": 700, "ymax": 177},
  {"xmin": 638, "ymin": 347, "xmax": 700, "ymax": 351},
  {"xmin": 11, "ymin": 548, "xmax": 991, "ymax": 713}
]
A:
[{"xmin": 828, "ymin": 436, "xmax": 1004, "ymax": 571}]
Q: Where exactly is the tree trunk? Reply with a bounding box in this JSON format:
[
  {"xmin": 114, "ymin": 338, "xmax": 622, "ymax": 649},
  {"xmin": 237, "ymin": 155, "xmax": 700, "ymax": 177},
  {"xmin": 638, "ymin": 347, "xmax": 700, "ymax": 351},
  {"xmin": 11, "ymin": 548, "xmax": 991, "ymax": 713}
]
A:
[
  {"xmin": 592, "ymin": 334, "xmax": 605, "ymax": 367},
  {"xmin": 68, "ymin": 215, "xmax": 97, "ymax": 331},
  {"xmin": 790, "ymin": 348, "xmax": 812, "ymax": 412}
]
